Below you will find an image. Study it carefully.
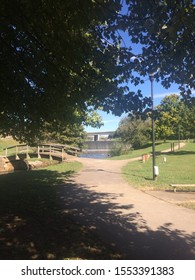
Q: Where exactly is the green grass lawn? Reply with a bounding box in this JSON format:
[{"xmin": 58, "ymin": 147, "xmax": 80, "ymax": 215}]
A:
[
  {"xmin": 110, "ymin": 141, "xmax": 175, "ymax": 160},
  {"xmin": 122, "ymin": 142, "xmax": 195, "ymax": 191}
]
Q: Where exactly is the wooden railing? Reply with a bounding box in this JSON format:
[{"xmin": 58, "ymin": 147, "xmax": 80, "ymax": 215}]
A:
[
  {"xmin": 3, "ymin": 143, "xmax": 81, "ymax": 160},
  {"xmin": 4, "ymin": 144, "xmax": 33, "ymax": 160}
]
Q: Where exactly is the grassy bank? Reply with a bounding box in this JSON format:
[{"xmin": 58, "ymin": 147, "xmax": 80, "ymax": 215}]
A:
[
  {"xmin": 110, "ymin": 141, "xmax": 175, "ymax": 160},
  {"xmin": 0, "ymin": 137, "xmax": 20, "ymax": 154},
  {"xmin": 122, "ymin": 143, "xmax": 195, "ymax": 191}
]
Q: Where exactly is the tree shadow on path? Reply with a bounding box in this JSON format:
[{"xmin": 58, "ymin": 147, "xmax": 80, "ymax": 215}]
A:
[
  {"xmin": 57, "ymin": 180, "xmax": 195, "ymax": 260},
  {"xmin": 0, "ymin": 169, "xmax": 195, "ymax": 259}
]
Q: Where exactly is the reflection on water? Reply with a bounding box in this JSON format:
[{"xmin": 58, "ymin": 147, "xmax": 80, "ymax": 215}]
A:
[{"xmin": 79, "ymin": 152, "xmax": 110, "ymax": 159}]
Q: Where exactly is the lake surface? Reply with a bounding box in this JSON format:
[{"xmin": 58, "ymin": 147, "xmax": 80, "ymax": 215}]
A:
[{"xmin": 79, "ymin": 152, "xmax": 110, "ymax": 159}]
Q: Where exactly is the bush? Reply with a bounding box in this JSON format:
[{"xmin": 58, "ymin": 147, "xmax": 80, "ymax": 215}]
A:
[
  {"xmin": 131, "ymin": 134, "xmax": 149, "ymax": 149},
  {"xmin": 114, "ymin": 117, "xmax": 151, "ymax": 150},
  {"xmin": 109, "ymin": 142, "xmax": 132, "ymax": 157}
]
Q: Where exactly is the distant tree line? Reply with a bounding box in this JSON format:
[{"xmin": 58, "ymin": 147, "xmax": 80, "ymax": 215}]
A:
[{"xmin": 114, "ymin": 94, "xmax": 195, "ymax": 151}]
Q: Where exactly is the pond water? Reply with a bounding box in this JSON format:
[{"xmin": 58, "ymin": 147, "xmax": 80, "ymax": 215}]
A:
[{"xmin": 79, "ymin": 152, "xmax": 110, "ymax": 159}]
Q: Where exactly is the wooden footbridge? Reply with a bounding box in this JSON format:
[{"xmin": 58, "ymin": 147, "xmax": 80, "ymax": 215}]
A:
[{"xmin": 1, "ymin": 143, "xmax": 81, "ymax": 161}]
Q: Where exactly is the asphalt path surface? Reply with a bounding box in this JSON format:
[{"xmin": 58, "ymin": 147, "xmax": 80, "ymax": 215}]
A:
[{"xmin": 59, "ymin": 148, "xmax": 195, "ymax": 259}]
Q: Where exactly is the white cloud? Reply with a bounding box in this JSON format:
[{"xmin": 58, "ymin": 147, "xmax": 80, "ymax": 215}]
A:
[
  {"xmin": 154, "ymin": 92, "xmax": 179, "ymax": 99},
  {"xmin": 154, "ymin": 90, "xmax": 195, "ymax": 99}
]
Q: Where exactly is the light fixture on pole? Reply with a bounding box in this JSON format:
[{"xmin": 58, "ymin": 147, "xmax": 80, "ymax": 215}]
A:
[
  {"xmin": 149, "ymin": 72, "xmax": 157, "ymax": 180},
  {"xmin": 130, "ymin": 56, "xmax": 159, "ymax": 180}
]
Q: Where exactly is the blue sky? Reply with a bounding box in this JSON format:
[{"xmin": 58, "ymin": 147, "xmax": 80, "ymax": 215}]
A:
[
  {"xmin": 85, "ymin": 5, "xmax": 194, "ymax": 133},
  {"xmin": 85, "ymin": 81, "xmax": 184, "ymax": 133}
]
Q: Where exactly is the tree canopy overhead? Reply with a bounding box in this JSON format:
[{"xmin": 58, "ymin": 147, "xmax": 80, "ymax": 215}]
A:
[
  {"xmin": 1, "ymin": 0, "xmax": 145, "ymax": 142},
  {"xmin": 1, "ymin": 0, "xmax": 194, "ymax": 142},
  {"xmin": 122, "ymin": 0, "xmax": 195, "ymax": 91}
]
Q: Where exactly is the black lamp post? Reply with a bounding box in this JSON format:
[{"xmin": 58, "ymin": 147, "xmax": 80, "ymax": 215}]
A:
[
  {"xmin": 130, "ymin": 56, "xmax": 159, "ymax": 180},
  {"xmin": 149, "ymin": 73, "xmax": 156, "ymax": 180}
]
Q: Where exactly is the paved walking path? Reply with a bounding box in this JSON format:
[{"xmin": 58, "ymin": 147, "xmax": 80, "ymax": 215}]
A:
[{"xmin": 60, "ymin": 144, "xmax": 195, "ymax": 259}]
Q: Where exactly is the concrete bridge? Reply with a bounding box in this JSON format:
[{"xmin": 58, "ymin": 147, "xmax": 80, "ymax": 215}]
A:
[
  {"xmin": 86, "ymin": 131, "xmax": 115, "ymax": 141},
  {"xmin": 83, "ymin": 131, "xmax": 116, "ymax": 153}
]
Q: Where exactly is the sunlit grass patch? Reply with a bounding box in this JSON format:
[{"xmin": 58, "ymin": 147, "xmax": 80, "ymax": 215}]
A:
[{"xmin": 123, "ymin": 143, "xmax": 195, "ymax": 191}]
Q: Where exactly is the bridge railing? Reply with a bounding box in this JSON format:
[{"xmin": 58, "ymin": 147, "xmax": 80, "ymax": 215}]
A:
[
  {"xmin": 38, "ymin": 144, "xmax": 81, "ymax": 157},
  {"xmin": 3, "ymin": 143, "xmax": 81, "ymax": 160},
  {"xmin": 38, "ymin": 144, "xmax": 67, "ymax": 160},
  {"xmin": 4, "ymin": 144, "xmax": 33, "ymax": 159}
]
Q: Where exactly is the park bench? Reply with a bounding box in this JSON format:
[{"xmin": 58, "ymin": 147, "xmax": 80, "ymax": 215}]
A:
[{"xmin": 170, "ymin": 184, "xmax": 195, "ymax": 192}]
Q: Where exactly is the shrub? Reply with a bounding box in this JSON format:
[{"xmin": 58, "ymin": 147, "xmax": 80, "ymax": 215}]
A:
[{"xmin": 109, "ymin": 142, "xmax": 132, "ymax": 157}]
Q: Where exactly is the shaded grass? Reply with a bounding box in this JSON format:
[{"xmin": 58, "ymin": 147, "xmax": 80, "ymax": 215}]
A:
[
  {"xmin": 0, "ymin": 162, "xmax": 122, "ymax": 260},
  {"xmin": 0, "ymin": 138, "xmax": 20, "ymax": 154},
  {"xmin": 122, "ymin": 143, "xmax": 195, "ymax": 191}
]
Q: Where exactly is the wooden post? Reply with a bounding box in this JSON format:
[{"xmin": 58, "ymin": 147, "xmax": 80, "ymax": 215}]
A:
[
  {"xmin": 62, "ymin": 148, "xmax": 64, "ymax": 161},
  {"xmin": 26, "ymin": 145, "xmax": 30, "ymax": 159},
  {"xmin": 49, "ymin": 145, "xmax": 52, "ymax": 160},
  {"xmin": 15, "ymin": 146, "xmax": 19, "ymax": 160},
  {"xmin": 38, "ymin": 146, "xmax": 41, "ymax": 158}
]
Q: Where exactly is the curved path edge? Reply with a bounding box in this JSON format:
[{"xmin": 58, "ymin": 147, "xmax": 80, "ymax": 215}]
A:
[{"xmin": 59, "ymin": 143, "xmax": 195, "ymax": 259}]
